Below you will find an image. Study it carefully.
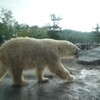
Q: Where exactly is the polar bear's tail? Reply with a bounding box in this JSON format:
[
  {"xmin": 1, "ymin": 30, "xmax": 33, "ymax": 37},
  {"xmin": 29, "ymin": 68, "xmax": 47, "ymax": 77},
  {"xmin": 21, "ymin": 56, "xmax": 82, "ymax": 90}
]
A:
[{"xmin": 0, "ymin": 58, "xmax": 8, "ymax": 81}]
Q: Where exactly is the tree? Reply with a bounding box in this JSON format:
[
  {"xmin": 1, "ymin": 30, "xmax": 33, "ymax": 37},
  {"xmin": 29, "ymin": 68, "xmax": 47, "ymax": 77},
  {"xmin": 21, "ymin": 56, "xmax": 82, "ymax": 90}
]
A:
[
  {"xmin": 0, "ymin": 8, "xmax": 16, "ymax": 40},
  {"xmin": 29, "ymin": 26, "xmax": 48, "ymax": 38},
  {"xmin": 92, "ymin": 23, "xmax": 100, "ymax": 43},
  {"xmin": 15, "ymin": 24, "xmax": 30, "ymax": 37},
  {"xmin": 0, "ymin": 22, "xmax": 5, "ymax": 43},
  {"xmin": 50, "ymin": 14, "xmax": 62, "ymax": 30},
  {"xmin": 0, "ymin": 8, "xmax": 15, "ymax": 26},
  {"xmin": 47, "ymin": 14, "xmax": 62, "ymax": 39}
]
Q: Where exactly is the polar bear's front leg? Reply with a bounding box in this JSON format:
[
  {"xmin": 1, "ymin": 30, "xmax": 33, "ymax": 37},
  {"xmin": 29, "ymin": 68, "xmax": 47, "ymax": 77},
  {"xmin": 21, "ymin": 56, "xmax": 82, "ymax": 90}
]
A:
[
  {"xmin": 48, "ymin": 62, "xmax": 75, "ymax": 81},
  {"xmin": 36, "ymin": 67, "xmax": 49, "ymax": 83}
]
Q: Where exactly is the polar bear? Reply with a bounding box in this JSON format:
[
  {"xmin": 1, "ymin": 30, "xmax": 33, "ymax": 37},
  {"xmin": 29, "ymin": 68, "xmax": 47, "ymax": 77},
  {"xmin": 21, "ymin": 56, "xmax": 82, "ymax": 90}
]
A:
[{"xmin": 0, "ymin": 37, "xmax": 80, "ymax": 86}]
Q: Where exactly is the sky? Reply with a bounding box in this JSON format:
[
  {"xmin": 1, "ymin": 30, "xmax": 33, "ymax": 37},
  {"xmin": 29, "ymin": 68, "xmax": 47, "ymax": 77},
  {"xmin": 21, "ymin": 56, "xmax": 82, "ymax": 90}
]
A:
[{"xmin": 0, "ymin": 0, "xmax": 100, "ymax": 32}]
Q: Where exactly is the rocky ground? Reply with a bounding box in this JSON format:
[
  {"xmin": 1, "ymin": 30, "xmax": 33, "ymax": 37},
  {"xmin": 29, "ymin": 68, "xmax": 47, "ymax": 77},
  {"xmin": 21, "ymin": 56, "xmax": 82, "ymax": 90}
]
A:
[{"xmin": 0, "ymin": 57, "xmax": 100, "ymax": 100}]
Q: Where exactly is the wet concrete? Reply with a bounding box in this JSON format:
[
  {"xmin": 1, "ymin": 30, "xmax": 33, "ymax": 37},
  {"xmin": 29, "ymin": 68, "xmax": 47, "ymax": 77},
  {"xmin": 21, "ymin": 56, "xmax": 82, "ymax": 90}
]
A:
[{"xmin": 0, "ymin": 58, "xmax": 100, "ymax": 100}]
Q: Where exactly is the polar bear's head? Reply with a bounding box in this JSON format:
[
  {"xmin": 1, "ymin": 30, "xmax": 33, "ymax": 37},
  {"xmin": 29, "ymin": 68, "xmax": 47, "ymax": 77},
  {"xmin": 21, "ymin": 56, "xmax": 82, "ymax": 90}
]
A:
[{"xmin": 57, "ymin": 40, "xmax": 80, "ymax": 58}]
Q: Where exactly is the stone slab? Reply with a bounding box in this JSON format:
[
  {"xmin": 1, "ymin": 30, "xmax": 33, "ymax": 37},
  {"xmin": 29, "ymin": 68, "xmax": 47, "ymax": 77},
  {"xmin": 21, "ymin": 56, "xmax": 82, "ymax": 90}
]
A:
[{"xmin": 77, "ymin": 47, "xmax": 100, "ymax": 65}]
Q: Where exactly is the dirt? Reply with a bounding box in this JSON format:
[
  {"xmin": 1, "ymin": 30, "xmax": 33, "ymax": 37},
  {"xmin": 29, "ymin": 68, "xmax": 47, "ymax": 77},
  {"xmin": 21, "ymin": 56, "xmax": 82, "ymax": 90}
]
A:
[{"xmin": 0, "ymin": 58, "xmax": 100, "ymax": 100}]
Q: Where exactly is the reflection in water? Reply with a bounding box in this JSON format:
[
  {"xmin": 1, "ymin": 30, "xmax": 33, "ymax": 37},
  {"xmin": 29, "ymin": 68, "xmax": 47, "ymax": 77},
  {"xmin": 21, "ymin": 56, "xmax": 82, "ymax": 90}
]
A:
[{"xmin": 0, "ymin": 69, "xmax": 100, "ymax": 100}]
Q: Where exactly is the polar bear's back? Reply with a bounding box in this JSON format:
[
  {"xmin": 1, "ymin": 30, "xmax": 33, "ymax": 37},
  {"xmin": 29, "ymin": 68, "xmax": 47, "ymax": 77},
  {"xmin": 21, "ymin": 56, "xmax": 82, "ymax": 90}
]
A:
[{"xmin": 0, "ymin": 37, "xmax": 59, "ymax": 68}]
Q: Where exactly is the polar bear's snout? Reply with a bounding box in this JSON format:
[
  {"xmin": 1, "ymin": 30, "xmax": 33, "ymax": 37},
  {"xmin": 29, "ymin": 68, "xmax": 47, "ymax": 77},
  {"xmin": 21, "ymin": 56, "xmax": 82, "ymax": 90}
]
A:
[{"xmin": 75, "ymin": 47, "xmax": 81, "ymax": 58}]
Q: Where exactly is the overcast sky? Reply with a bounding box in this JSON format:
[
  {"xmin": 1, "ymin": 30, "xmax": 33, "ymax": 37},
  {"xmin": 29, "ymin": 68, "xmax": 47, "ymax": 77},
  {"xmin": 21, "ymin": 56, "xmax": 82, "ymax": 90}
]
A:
[{"xmin": 0, "ymin": 0, "xmax": 100, "ymax": 32}]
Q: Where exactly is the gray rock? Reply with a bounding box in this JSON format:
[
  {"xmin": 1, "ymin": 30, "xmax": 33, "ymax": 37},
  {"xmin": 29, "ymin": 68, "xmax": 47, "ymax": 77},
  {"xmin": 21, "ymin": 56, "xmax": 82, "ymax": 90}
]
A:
[{"xmin": 77, "ymin": 47, "xmax": 100, "ymax": 65}]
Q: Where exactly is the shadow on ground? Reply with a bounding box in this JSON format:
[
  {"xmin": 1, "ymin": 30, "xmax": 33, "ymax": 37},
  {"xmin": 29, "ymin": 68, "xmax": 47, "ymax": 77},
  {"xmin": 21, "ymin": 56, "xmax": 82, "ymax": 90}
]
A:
[{"xmin": 0, "ymin": 58, "xmax": 100, "ymax": 100}]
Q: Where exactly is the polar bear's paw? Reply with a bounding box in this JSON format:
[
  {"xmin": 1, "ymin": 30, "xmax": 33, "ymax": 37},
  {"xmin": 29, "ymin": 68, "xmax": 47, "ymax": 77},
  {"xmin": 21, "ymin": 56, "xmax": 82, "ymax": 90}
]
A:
[
  {"xmin": 68, "ymin": 75, "xmax": 75, "ymax": 81},
  {"xmin": 13, "ymin": 80, "xmax": 28, "ymax": 87},
  {"xmin": 38, "ymin": 77, "xmax": 49, "ymax": 83}
]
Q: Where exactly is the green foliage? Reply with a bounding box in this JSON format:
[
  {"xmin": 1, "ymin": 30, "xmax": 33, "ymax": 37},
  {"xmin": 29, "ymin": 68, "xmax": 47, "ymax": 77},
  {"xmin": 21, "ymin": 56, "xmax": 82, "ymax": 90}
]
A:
[
  {"xmin": 28, "ymin": 26, "xmax": 48, "ymax": 38},
  {"xmin": 60, "ymin": 29, "xmax": 92, "ymax": 43},
  {"xmin": 0, "ymin": 8, "xmax": 15, "ymax": 26},
  {"xmin": 0, "ymin": 22, "xmax": 12, "ymax": 40},
  {"xmin": 47, "ymin": 30, "xmax": 61, "ymax": 39},
  {"xmin": 0, "ymin": 8, "xmax": 96, "ymax": 45},
  {"xmin": 13, "ymin": 24, "xmax": 48, "ymax": 38},
  {"xmin": 92, "ymin": 24, "xmax": 100, "ymax": 43},
  {"xmin": 47, "ymin": 14, "xmax": 62, "ymax": 40},
  {"xmin": 0, "ymin": 8, "xmax": 15, "ymax": 40},
  {"xmin": 0, "ymin": 34, "xmax": 4, "ymax": 44},
  {"xmin": 0, "ymin": 8, "xmax": 48, "ymax": 43}
]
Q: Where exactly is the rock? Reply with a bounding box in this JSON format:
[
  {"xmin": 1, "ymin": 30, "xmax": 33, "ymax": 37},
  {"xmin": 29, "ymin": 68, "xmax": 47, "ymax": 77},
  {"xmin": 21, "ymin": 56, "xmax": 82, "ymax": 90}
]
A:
[{"xmin": 77, "ymin": 47, "xmax": 100, "ymax": 65}]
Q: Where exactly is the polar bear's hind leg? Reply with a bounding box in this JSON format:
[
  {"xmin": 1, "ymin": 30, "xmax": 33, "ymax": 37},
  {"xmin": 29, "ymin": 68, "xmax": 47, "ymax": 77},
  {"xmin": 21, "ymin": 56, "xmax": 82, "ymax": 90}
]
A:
[{"xmin": 9, "ymin": 66, "xmax": 28, "ymax": 86}]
